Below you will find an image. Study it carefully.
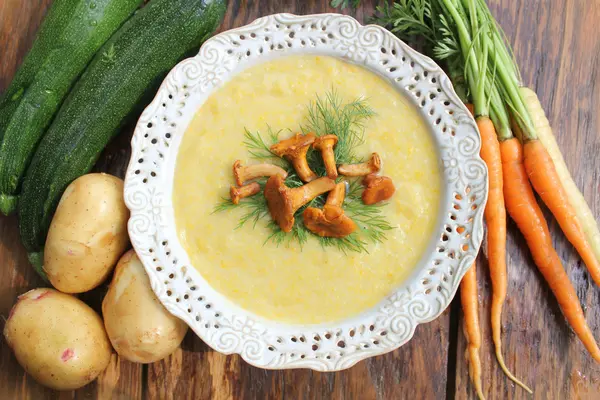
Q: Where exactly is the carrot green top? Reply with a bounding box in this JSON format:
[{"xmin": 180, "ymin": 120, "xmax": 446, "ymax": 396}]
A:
[{"xmin": 366, "ymin": 0, "xmax": 531, "ymax": 141}]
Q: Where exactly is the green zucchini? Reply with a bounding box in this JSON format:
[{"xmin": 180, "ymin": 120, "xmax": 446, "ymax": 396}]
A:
[
  {"xmin": 0, "ymin": 0, "xmax": 142, "ymax": 215},
  {"xmin": 0, "ymin": 0, "xmax": 82, "ymax": 136},
  {"xmin": 19, "ymin": 0, "xmax": 227, "ymax": 275}
]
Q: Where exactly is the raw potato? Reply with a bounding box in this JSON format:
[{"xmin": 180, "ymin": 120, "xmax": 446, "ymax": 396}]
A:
[
  {"xmin": 3, "ymin": 288, "xmax": 112, "ymax": 390},
  {"xmin": 102, "ymin": 250, "xmax": 188, "ymax": 363},
  {"xmin": 44, "ymin": 173, "xmax": 130, "ymax": 293}
]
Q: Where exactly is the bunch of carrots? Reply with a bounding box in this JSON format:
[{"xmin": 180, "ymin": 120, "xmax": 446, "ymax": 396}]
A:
[
  {"xmin": 336, "ymin": 0, "xmax": 600, "ymax": 397},
  {"xmin": 438, "ymin": 1, "xmax": 600, "ymax": 397}
]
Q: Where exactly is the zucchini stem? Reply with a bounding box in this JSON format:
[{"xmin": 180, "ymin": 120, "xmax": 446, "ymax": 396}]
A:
[
  {"xmin": 0, "ymin": 194, "xmax": 18, "ymax": 215},
  {"xmin": 27, "ymin": 252, "xmax": 49, "ymax": 282}
]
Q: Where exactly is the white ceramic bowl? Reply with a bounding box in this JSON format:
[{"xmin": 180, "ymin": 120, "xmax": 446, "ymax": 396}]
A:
[{"xmin": 124, "ymin": 13, "xmax": 487, "ymax": 371}]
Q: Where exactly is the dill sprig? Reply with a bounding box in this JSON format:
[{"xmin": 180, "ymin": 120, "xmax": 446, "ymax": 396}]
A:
[
  {"xmin": 264, "ymin": 220, "xmax": 309, "ymax": 249},
  {"xmin": 303, "ymin": 89, "xmax": 374, "ymax": 168},
  {"xmin": 211, "ymin": 179, "xmax": 269, "ymax": 229},
  {"xmin": 213, "ymin": 90, "xmax": 393, "ymax": 254},
  {"xmin": 346, "ymin": 178, "xmax": 364, "ymax": 199},
  {"xmin": 242, "ymin": 126, "xmax": 281, "ymax": 161},
  {"xmin": 345, "ymin": 200, "xmax": 394, "ymax": 244}
]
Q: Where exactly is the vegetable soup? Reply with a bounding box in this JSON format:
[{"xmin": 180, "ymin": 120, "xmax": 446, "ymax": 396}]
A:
[{"xmin": 173, "ymin": 55, "xmax": 441, "ymax": 324}]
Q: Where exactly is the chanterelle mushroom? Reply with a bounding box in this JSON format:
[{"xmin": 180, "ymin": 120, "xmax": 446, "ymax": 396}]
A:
[
  {"xmin": 325, "ymin": 181, "xmax": 345, "ymax": 207},
  {"xmin": 230, "ymin": 182, "xmax": 261, "ymax": 205},
  {"xmin": 233, "ymin": 160, "xmax": 287, "ymax": 186},
  {"xmin": 270, "ymin": 133, "xmax": 317, "ymax": 182},
  {"xmin": 313, "ymin": 134, "xmax": 339, "ymax": 179},
  {"xmin": 362, "ymin": 174, "xmax": 396, "ymax": 205},
  {"xmin": 303, "ymin": 182, "xmax": 357, "ymax": 238},
  {"xmin": 264, "ymin": 175, "xmax": 335, "ymax": 232},
  {"xmin": 338, "ymin": 153, "xmax": 381, "ymax": 177}
]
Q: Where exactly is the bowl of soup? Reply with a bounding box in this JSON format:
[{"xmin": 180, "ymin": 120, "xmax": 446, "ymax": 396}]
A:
[{"xmin": 124, "ymin": 13, "xmax": 487, "ymax": 371}]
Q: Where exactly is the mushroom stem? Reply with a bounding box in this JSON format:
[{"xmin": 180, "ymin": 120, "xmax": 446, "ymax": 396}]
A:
[
  {"xmin": 270, "ymin": 133, "xmax": 317, "ymax": 182},
  {"xmin": 230, "ymin": 182, "xmax": 261, "ymax": 204},
  {"xmin": 233, "ymin": 161, "xmax": 287, "ymax": 186},
  {"xmin": 290, "ymin": 157, "xmax": 317, "ymax": 183},
  {"xmin": 326, "ymin": 182, "xmax": 346, "ymax": 207},
  {"xmin": 313, "ymin": 135, "xmax": 339, "ymax": 179},
  {"xmin": 290, "ymin": 177, "xmax": 337, "ymax": 210},
  {"xmin": 338, "ymin": 153, "xmax": 381, "ymax": 177}
]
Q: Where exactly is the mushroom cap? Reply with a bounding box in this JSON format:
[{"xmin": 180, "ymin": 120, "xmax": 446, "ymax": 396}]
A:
[
  {"xmin": 313, "ymin": 134, "xmax": 338, "ymax": 150},
  {"xmin": 303, "ymin": 205, "xmax": 357, "ymax": 238},
  {"xmin": 369, "ymin": 153, "xmax": 382, "ymax": 170},
  {"xmin": 362, "ymin": 174, "xmax": 396, "ymax": 205},
  {"xmin": 264, "ymin": 175, "xmax": 295, "ymax": 232},
  {"xmin": 232, "ymin": 160, "xmax": 244, "ymax": 186},
  {"xmin": 270, "ymin": 133, "xmax": 316, "ymax": 157},
  {"xmin": 230, "ymin": 182, "xmax": 261, "ymax": 205},
  {"xmin": 230, "ymin": 186, "xmax": 242, "ymax": 204}
]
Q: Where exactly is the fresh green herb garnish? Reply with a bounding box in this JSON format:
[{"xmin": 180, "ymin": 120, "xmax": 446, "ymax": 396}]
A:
[
  {"xmin": 212, "ymin": 186, "xmax": 268, "ymax": 230},
  {"xmin": 213, "ymin": 90, "xmax": 393, "ymax": 254},
  {"xmin": 303, "ymin": 89, "xmax": 374, "ymax": 167},
  {"xmin": 242, "ymin": 126, "xmax": 281, "ymax": 161}
]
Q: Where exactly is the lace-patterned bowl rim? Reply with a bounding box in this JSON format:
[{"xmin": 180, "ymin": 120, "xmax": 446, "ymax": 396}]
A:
[{"xmin": 124, "ymin": 13, "xmax": 488, "ymax": 371}]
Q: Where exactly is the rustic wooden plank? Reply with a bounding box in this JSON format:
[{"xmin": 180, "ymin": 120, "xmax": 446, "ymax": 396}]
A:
[
  {"xmin": 146, "ymin": 334, "xmax": 231, "ymax": 400},
  {"xmin": 0, "ymin": 1, "xmax": 143, "ymax": 399},
  {"xmin": 453, "ymin": 0, "xmax": 600, "ymax": 399},
  {"xmin": 95, "ymin": 354, "xmax": 144, "ymax": 400},
  {"xmin": 0, "ymin": 0, "xmax": 51, "ymax": 91}
]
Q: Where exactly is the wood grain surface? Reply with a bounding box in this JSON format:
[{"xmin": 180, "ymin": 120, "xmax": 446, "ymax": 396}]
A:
[{"xmin": 0, "ymin": 0, "xmax": 598, "ymax": 399}]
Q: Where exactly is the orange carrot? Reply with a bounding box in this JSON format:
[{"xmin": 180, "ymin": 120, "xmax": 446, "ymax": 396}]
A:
[
  {"xmin": 523, "ymin": 140, "xmax": 600, "ymax": 286},
  {"xmin": 479, "ymin": 117, "xmax": 506, "ymax": 343},
  {"xmin": 477, "ymin": 118, "xmax": 531, "ymax": 392},
  {"xmin": 500, "ymin": 137, "xmax": 600, "ymax": 361},
  {"xmin": 462, "ymin": 104, "xmax": 485, "ymax": 399},
  {"xmin": 461, "ymin": 263, "xmax": 485, "ymax": 400}
]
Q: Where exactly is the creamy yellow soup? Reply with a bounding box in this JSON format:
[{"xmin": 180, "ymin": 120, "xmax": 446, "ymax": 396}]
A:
[{"xmin": 174, "ymin": 55, "xmax": 441, "ymax": 324}]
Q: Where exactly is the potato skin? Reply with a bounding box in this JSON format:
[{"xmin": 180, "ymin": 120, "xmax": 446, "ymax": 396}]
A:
[
  {"xmin": 102, "ymin": 250, "xmax": 188, "ymax": 363},
  {"xmin": 44, "ymin": 173, "xmax": 130, "ymax": 293},
  {"xmin": 3, "ymin": 288, "xmax": 112, "ymax": 390}
]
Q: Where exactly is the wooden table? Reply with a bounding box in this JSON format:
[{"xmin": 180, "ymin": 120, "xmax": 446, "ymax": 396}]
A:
[{"xmin": 1, "ymin": 0, "xmax": 599, "ymax": 398}]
